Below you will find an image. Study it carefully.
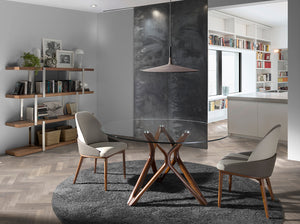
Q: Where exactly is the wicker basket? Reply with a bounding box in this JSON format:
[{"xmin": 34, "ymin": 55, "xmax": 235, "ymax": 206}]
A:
[
  {"xmin": 56, "ymin": 125, "xmax": 77, "ymax": 142},
  {"xmin": 37, "ymin": 129, "xmax": 61, "ymax": 146}
]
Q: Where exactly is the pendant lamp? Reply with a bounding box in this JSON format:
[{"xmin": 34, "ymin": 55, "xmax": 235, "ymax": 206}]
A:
[{"xmin": 141, "ymin": 0, "xmax": 198, "ymax": 73}]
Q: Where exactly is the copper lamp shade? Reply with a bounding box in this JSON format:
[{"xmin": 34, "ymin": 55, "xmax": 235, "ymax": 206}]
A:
[{"xmin": 141, "ymin": 0, "xmax": 198, "ymax": 73}]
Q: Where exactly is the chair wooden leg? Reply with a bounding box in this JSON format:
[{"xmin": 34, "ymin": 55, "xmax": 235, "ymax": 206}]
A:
[
  {"xmin": 94, "ymin": 158, "xmax": 97, "ymax": 174},
  {"xmin": 218, "ymin": 170, "xmax": 224, "ymax": 207},
  {"xmin": 73, "ymin": 156, "xmax": 84, "ymax": 184},
  {"xmin": 229, "ymin": 175, "xmax": 232, "ymax": 192},
  {"xmin": 266, "ymin": 178, "xmax": 275, "ymax": 201},
  {"xmin": 104, "ymin": 158, "xmax": 108, "ymax": 191},
  {"xmin": 122, "ymin": 151, "xmax": 126, "ymax": 179},
  {"xmin": 259, "ymin": 178, "xmax": 269, "ymax": 219}
]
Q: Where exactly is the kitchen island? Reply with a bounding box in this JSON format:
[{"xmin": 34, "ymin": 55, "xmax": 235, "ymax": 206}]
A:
[{"xmin": 227, "ymin": 92, "xmax": 287, "ymax": 141}]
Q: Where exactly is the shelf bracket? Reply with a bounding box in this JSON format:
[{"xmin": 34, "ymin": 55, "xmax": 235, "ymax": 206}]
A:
[
  {"xmin": 29, "ymin": 127, "xmax": 32, "ymax": 146},
  {"xmin": 82, "ymin": 68, "xmax": 85, "ymax": 94},
  {"xmin": 34, "ymin": 95, "xmax": 38, "ymax": 125},
  {"xmin": 20, "ymin": 99, "xmax": 24, "ymax": 121},
  {"xmin": 76, "ymin": 91, "xmax": 79, "ymax": 113},
  {"xmin": 42, "ymin": 121, "xmax": 46, "ymax": 152},
  {"xmin": 42, "ymin": 67, "xmax": 46, "ymax": 98}
]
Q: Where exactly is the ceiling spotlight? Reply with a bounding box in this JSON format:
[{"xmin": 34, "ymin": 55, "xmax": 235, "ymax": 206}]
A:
[{"xmin": 91, "ymin": 4, "xmax": 97, "ymax": 8}]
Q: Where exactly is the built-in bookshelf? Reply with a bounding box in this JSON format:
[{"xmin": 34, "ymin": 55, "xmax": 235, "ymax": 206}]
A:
[
  {"xmin": 275, "ymin": 49, "xmax": 288, "ymax": 91},
  {"xmin": 208, "ymin": 10, "xmax": 271, "ymax": 51},
  {"xmin": 208, "ymin": 96, "xmax": 228, "ymax": 123},
  {"xmin": 5, "ymin": 66, "xmax": 94, "ymax": 156},
  {"xmin": 256, "ymin": 49, "xmax": 273, "ymax": 91}
]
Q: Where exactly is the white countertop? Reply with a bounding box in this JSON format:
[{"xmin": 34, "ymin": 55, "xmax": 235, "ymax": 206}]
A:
[{"xmin": 227, "ymin": 92, "xmax": 288, "ymax": 104}]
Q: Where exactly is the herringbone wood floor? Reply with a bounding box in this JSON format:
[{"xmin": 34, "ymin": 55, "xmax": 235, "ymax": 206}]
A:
[{"xmin": 0, "ymin": 121, "xmax": 299, "ymax": 224}]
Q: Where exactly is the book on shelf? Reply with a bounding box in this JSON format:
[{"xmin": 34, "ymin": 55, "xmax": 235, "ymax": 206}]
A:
[
  {"xmin": 279, "ymin": 71, "xmax": 288, "ymax": 77},
  {"xmin": 209, "ymin": 101, "xmax": 215, "ymax": 111},
  {"xmin": 13, "ymin": 79, "xmax": 84, "ymax": 95},
  {"xmin": 214, "ymin": 100, "xmax": 221, "ymax": 110},
  {"xmin": 35, "ymin": 82, "xmax": 43, "ymax": 94},
  {"xmin": 26, "ymin": 105, "xmax": 48, "ymax": 121},
  {"xmin": 264, "ymin": 53, "xmax": 270, "ymax": 60},
  {"xmin": 264, "ymin": 61, "xmax": 271, "ymax": 68},
  {"xmin": 46, "ymin": 80, "xmax": 55, "ymax": 93},
  {"xmin": 257, "ymin": 61, "xmax": 262, "ymax": 68},
  {"xmin": 57, "ymin": 81, "xmax": 62, "ymax": 93},
  {"xmin": 256, "ymin": 43, "xmax": 270, "ymax": 52},
  {"xmin": 12, "ymin": 81, "xmax": 32, "ymax": 95},
  {"xmin": 236, "ymin": 39, "xmax": 254, "ymax": 50},
  {"xmin": 66, "ymin": 102, "xmax": 77, "ymax": 115}
]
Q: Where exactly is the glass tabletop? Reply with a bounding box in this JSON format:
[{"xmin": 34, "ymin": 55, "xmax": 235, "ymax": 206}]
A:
[{"xmin": 102, "ymin": 119, "xmax": 227, "ymax": 145}]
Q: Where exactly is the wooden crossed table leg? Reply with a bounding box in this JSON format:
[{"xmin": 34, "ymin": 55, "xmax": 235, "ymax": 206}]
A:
[{"xmin": 127, "ymin": 125, "xmax": 207, "ymax": 206}]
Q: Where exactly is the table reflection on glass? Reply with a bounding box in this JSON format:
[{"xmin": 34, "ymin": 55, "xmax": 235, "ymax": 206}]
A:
[{"xmin": 103, "ymin": 119, "xmax": 227, "ymax": 206}]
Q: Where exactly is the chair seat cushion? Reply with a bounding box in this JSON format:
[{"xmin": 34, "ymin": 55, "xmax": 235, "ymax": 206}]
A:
[
  {"xmin": 89, "ymin": 142, "xmax": 127, "ymax": 157},
  {"xmin": 217, "ymin": 155, "xmax": 247, "ymax": 171}
]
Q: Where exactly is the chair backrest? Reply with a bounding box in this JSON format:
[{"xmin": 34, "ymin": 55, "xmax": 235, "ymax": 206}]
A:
[
  {"xmin": 248, "ymin": 124, "xmax": 281, "ymax": 162},
  {"xmin": 75, "ymin": 111, "xmax": 108, "ymax": 145}
]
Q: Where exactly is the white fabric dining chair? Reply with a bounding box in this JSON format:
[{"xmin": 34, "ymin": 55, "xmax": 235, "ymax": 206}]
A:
[{"xmin": 73, "ymin": 111, "xmax": 127, "ymax": 191}]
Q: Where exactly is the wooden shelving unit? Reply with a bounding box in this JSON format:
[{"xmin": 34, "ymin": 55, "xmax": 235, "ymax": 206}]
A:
[{"xmin": 5, "ymin": 66, "xmax": 94, "ymax": 156}]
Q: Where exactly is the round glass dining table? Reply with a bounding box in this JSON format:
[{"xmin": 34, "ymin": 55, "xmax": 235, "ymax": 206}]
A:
[{"xmin": 102, "ymin": 119, "xmax": 227, "ymax": 206}]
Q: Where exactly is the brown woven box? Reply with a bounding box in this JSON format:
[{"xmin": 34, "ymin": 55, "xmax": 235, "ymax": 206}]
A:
[
  {"xmin": 37, "ymin": 129, "xmax": 61, "ymax": 146},
  {"xmin": 56, "ymin": 125, "xmax": 77, "ymax": 142}
]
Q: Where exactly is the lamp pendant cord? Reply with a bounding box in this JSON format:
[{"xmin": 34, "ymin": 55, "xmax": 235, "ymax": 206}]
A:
[{"xmin": 169, "ymin": 0, "xmax": 172, "ymax": 61}]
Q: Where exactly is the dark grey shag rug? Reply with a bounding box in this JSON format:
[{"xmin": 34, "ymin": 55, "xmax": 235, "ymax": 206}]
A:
[{"xmin": 52, "ymin": 160, "xmax": 283, "ymax": 224}]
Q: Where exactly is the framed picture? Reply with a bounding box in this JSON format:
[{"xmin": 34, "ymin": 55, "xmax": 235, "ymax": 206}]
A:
[
  {"xmin": 42, "ymin": 38, "xmax": 62, "ymax": 60},
  {"xmin": 56, "ymin": 50, "xmax": 74, "ymax": 68}
]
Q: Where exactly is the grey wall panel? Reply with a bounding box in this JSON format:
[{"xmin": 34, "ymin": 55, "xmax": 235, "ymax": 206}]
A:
[
  {"xmin": 97, "ymin": 10, "xmax": 134, "ymax": 136},
  {"xmin": 288, "ymin": 0, "xmax": 300, "ymax": 161},
  {"xmin": 134, "ymin": 0, "xmax": 208, "ymax": 148}
]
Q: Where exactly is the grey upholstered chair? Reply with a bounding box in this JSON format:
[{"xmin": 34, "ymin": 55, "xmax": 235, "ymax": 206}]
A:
[
  {"xmin": 217, "ymin": 124, "xmax": 281, "ymax": 218},
  {"xmin": 73, "ymin": 111, "xmax": 126, "ymax": 191}
]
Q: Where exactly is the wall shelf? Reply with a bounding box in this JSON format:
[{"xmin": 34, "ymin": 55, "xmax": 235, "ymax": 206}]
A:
[
  {"xmin": 6, "ymin": 91, "xmax": 94, "ymax": 99},
  {"xmin": 6, "ymin": 115, "xmax": 75, "ymax": 128},
  {"xmin": 5, "ymin": 140, "xmax": 77, "ymax": 157},
  {"xmin": 6, "ymin": 66, "xmax": 94, "ymax": 71}
]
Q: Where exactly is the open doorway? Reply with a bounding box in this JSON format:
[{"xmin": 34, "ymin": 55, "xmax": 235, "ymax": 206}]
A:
[{"xmin": 207, "ymin": 0, "xmax": 288, "ymax": 140}]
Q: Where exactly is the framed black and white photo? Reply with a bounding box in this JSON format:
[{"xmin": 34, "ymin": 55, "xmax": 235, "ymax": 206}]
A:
[
  {"xmin": 56, "ymin": 50, "xmax": 74, "ymax": 68},
  {"xmin": 42, "ymin": 38, "xmax": 62, "ymax": 60}
]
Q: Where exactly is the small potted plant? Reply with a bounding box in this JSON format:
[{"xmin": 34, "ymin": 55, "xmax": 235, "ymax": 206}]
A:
[{"xmin": 21, "ymin": 52, "xmax": 41, "ymax": 75}]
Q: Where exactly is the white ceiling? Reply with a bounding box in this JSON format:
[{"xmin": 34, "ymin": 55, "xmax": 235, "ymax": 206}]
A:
[
  {"xmin": 6, "ymin": 0, "xmax": 288, "ymax": 27},
  {"xmin": 217, "ymin": 1, "xmax": 288, "ymax": 27},
  {"xmin": 5, "ymin": 0, "xmax": 174, "ymax": 13}
]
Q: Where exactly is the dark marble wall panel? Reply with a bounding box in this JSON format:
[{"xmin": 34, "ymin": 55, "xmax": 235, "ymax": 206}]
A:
[
  {"xmin": 134, "ymin": 0, "xmax": 208, "ymax": 148},
  {"xmin": 134, "ymin": 4, "xmax": 169, "ymax": 119}
]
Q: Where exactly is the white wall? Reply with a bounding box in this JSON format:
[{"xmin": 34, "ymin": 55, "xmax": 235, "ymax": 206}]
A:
[
  {"xmin": 271, "ymin": 25, "xmax": 288, "ymax": 49},
  {"xmin": 0, "ymin": 1, "xmax": 98, "ymax": 154},
  {"xmin": 97, "ymin": 10, "xmax": 134, "ymax": 134},
  {"xmin": 241, "ymin": 50, "xmax": 256, "ymax": 93}
]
